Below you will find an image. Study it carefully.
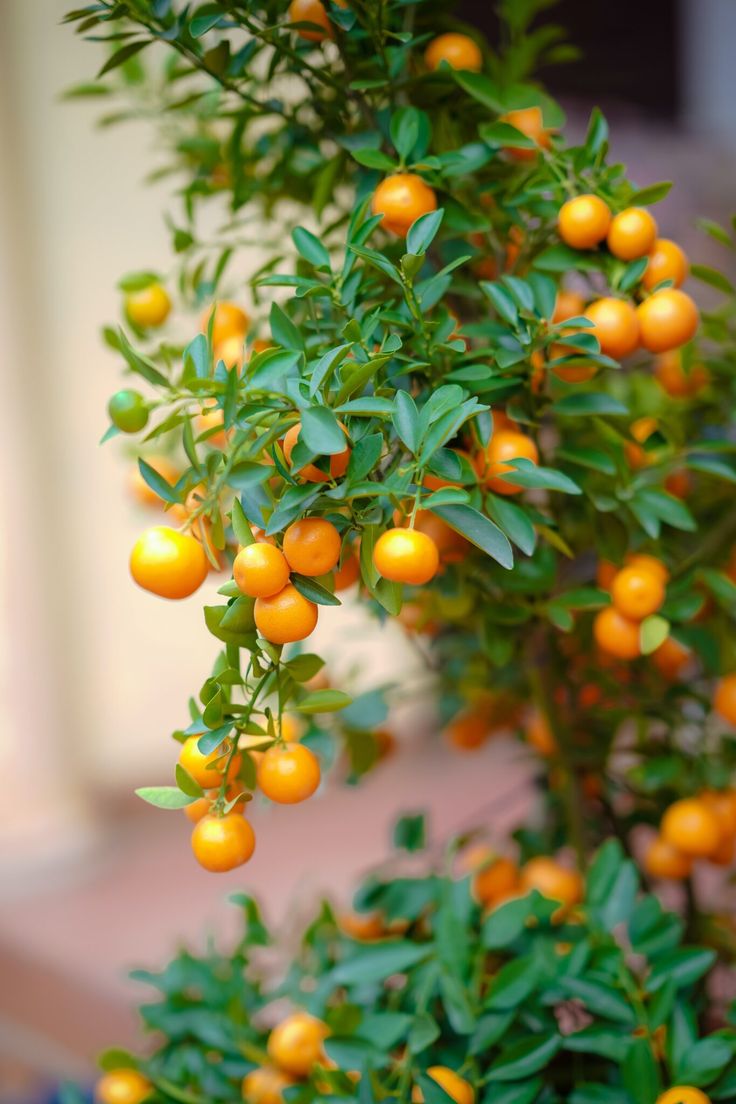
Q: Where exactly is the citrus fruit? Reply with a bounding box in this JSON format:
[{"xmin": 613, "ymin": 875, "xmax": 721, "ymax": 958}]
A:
[
  {"xmin": 373, "ymin": 527, "xmax": 440, "ymax": 584},
  {"xmin": 593, "ymin": 607, "xmax": 641, "ymax": 660},
  {"xmin": 606, "ymin": 207, "xmax": 657, "ymax": 260},
  {"xmin": 233, "ymin": 543, "xmax": 291, "ymax": 598},
  {"xmin": 191, "ymin": 812, "xmax": 256, "ymax": 872},
  {"xmin": 644, "ymin": 835, "xmax": 693, "ymax": 880},
  {"xmin": 610, "ymin": 563, "xmax": 666, "ymax": 620},
  {"xmin": 425, "ymin": 32, "xmax": 482, "ymax": 72},
  {"xmin": 714, "ymin": 673, "xmax": 736, "ymax": 725},
  {"xmin": 584, "ymin": 297, "xmax": 640, "ymax": 359},
  {"xmin": 371, "ymin": 173, "xmax": 438, "ymax": 237},
  {"xmin": 241, "ymin": 1067, "xmax": 294, "ymax": 1104},
  {"xmin": 201, "ymin": 301, "xmax": 249, "ymax": 345},
  {"xmin": 661, "ymin": 797, "xmax": 722, "ymax": 858},
  {"xmin": 109, "ymin": 389, "xmax": 148, "ymax": 433},
  {"xmin": 475, "ymin": 429, "xmax": 539, "ymax": 495},
  {"xmin": 125, "ymin": 283, "xmax": 171, "ymax": 328},
  {"xmin": 96, "ymin": 1070, "xmax": 151, "ymax": 1104},
  {"xmin": 254, "ymin": 583, "xmax": 318, "ymax": 644},
  {"xmin": 267, "ymin": 1013, "xmax": 329, "ymax": 1077},
  {"xmin": 643, "ymin": 238, "xmax": 689, "ymax": 290},
  {"xmin": 558, "ymin": 194, "xmax": 611, "ymax": 250},
  {"xmin": 257, "ymin": 742, "xmax": 320, "ymax": 804},
  {"xmin": 283, "ymin": 517, "xmax": 342, "ymax": 576},
  {"xmin": 130, "ymin": 526, "xmax": 208, "ymax": 599},
  {"xmin": 520, "ymin": 856, "xmax": 583, "ymax": 908},
  {"xmin": 500, "ymin": 106, "xmax": 551, "ymax": 161},
  {"xmin": 637, "ymin": 289, "xmax": 699, "ymax": 353},
  {"xmin": 178, "ymin": 735, "xmax": 241, "ymax": 789}
]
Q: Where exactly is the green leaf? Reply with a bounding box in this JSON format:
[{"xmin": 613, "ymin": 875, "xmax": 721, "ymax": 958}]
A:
[
  {"xmin": 558, "ymin": 978, "xmax": 636, "ymax": 1025},
  {"xmin": 556, "ymin": 446, "xmax": 616, "ymax": 475},
  {"xmin": 674, "ymin": 1037, "xmax": 734, "ymax": 1087},
  {"xmin": 502, "ymin": 462, "xmax": 582, "ymax": 495},
  {"xmin": 452, "ymin": 71, "xmax": 504, "ymax": 111},
  {"xmin": 622, "ymin": 1037, "xmax": 661, "ymax": 1104},
  {"xmin": 629, "ymin": 181, "xmax": 672, "ymax": 206},
  {"xmin": 393, "ymin": 391, "xmax": 420, "ymax": 453},
  {"xmin": 432, "ymin": 505, "xmax": 513, "ymax": 569},
  {"xmin": 330, "ymin": 941, "xmax": 431, "ymax": 985},
  {"xmin": 485, "ymin": 956, "xmax": 541, "ymax": 1010},
  {"xmin": 487, "ymin": 1036, "xmax": 561, "ymax": 1082},
  {"xmin": 292, "ymin": 226, "xmax": 331, "ymax": 270},
  {"xmin": 269, "ymin": 302, "xmax": 305, "ymax": 352},
  {"xmin": 631, "ymin": 489, "xmax": 696, "ymax": 532},
  {"xmin": 534, "ymin": 244, "xmax": 602, "ymax": 273},
  {"xmin": 407, "ymin": 209, "xmax": 444, "ymax": 255},
  {"xmin": 137, "ymin": 458, "xmax": 179, "ymax": 504},
  {"xmin": 296, "ymin": 689, "xmax": 353, "ymax": 714},
  {"xmin": 390, "ymin": 106, "xmax": 421, "ymax": 159},
  {"xmin": 486, "ymin": 496, "xmax": 536, "ymax": 555},
  {"xmin": 647, "ymin": 947, "xmax": 716, "ymax": 992},
  {"xmin": 135, "ymin": 786, "xmax": 194, "ymax": 810},
  {"xmin": 300, "ymin": 405, "xmax": 348, "ymax": 455},
  {"xmin": 408, "ymin": 1013, "xmax": 441, "ymax": 1055},
  {"xmin": 393, "ymin": 813, "xmax": 426, "ymax": 852},
  {"xmin": 175, "ymin": 764, "xmax": 204, "ymax": 799},
  {"xmin": 640, "ymin": 615, "xmax": 670, "ymax": 655},
  {"xmin": 98, "ymin": 39, "xmax": 149, "ymax": 77},
  {"xmin": 292, "ymin": 574, "xmax": 342, "ymax": 607},
  {"xmin": 351, "ymin": 147, "xmax": 398, "ymax": 170},
  {"xmin": 481, "ymin": 1080, "xmax": 542, "ymax": 1104},
  {"xmin": 690, "ymin": 263, "xmax": 735, "ymax": 296},
  {"xmin": 347, "ymin": 433, "xmax": 383, "ymax": 483}
]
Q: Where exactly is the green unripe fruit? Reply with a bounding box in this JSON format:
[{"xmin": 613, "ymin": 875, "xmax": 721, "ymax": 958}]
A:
[{"xmin": 108, "ymin": 389, "xmax": 149, "ymax": 433}]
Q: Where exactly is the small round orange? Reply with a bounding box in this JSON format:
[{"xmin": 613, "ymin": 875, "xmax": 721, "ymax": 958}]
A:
[
  {"xmin": 287, "ymin": 0, "xmax": 345, "ymax": 41},
  {"xmin": 476, "ymin": 430, "xmax": 539, "ymax": 495},
  {"xmin": 257, "ymin": 742, "xmax": 321, "ymax": 804},
  {"xmin": 665, "ymin": 469, "xmax": 692, "ymax": 499},
  {"xmin": 254, "ymin": 583, "xmax": 318, "ymax": 644},
  {"xmin": 593, "ymin": 607, "xmax": 641, "ymax": 660},
  {"xmin": 444, "ymin": 710, "xmax": 490, "ymax": 751},
  {"xmin": 283, "ymin": 517, "xmax": 342, "ymax": 576},
  {"xmin": 652, "ymin": 636, "xmax": 690, "ymax": 680},
  {"xmin": 130, "ymin": 526, "xmax": 208, "ymax": 599},
  {"xmin": 417, "ymin": 1068, "xmax": 474, "ymax": 1104},
  {"xmin": 201, "ymin": 301, "xmax": 249, "ymax": 346},
  {"xmin": 597, "ymin": 560, "xmax": 618, "ymax": 591},
  {"xmin": 584, "ymin": 297, "xmax": 640, "ymax": 360},
  {"xmin": 282, "ymin": 421, "xmax": 350, "ymax": 483},
  {"xmin": 333, "ymin": 550, "xmax": 361, "ymax": 591},
  {"xmin": 611, "ymin": 563, "xmax": 666, "ymax": 621},
  {"xmin": 184, "ymin": 794, "xmax": 213, "ymax": 824},
  {"xmin": 714, "ymin": 673, "xmax": 736, "ymax": 725},
  {"xmin": 425, "ymin": 33, "xmax": 482, "ymax": 72},
  {"xmin": 125, "ymin": 283, "xmax": 171, "ymax": 328},
  {"xmin": 607, "ymin": 207, "xmax": 658, "ymax": 260},
  {"xmin": 191, "ymin": 812, "xmax": 256, "ymax": 872},
  {"xmin": 637, "ymin": 289, "xmax": 699, "ymax": 353},
  {"xmin": 526, "ymin": 709, "xmax": 556, "ymax": 756},
  {"xmin": 643, "ymin": 239, "xmax": 689, "ymax": 291},
  {"xmin": 657, "ymin": 1090, "xmax": 710, "ymax": 1104},
  {"xmin": 654, "ymin": 351, "xmax": 709, "ymax": 398},
  {"xmin": 500, "ymin": 106, "xmax": 551, "ymax": 161},
  {"xmin": 701, "ymin": 789, "xmax": 736, "ymax": 837},
  {"xmin": 96, "ymin": 1070, "xmax": 151, "ymax": 1104},
  {"xmin": 372, "ymin": 173, "xmax": 438, "ymax": 237},
  {"xmin": 373, "ymin": 527, "xmax": 439, "ymax": 585},
  {"xmin": 267, "ymin": 1013, "xmax": 329, "ymax": 1077},
  {"xmin": 553, "ymin": 289, "xmax": 586, "ymax": 323},
  {"xmin": 178, "ymin": 735, "xmax": 241, "ymax": 790},
  {"xmin": 472, "ymin": 856, "xmax": 519, "ymax": 906},
  {"xmin": 241, "ymin": 1067, "xmax": 294, "ymax": 1104},
  {"xmin": 234, "ymin": 543, "xmax": 291, "ymax": 598},
  {"xmin": 644, "ymin": 836, "xmax": 693, "ymax": 880},
  {"xmin": 558, "ymin": 195, "xmax": 611, "ymax": 250},
  {"xmin": 625, "ymin": 552, "xmax": 670, "ymax": 584},
  {"xmin": 661, "ymin": 797, "xmax": 722, "ymax": 858},
  {"xmin": 520, "ymin": 856, "xmax": 583, "ymax": 908}
]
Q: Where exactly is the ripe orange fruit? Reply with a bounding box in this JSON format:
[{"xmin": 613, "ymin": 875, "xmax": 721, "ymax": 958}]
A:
[
  {"xmin": 500, "ymin": 106, "xmax": 551, "ymax": 161},
  {"xmin": 191, "ymin": 812, "xmax": 256, "ymax": 872},
  {"xmin": 472, "ymin": 855, "xmax": 519, "ymax": 906},
  {"xmin": 606, "ymin": 207, "xmax": 657, "ymax": 260},
  {"xmin": 593, "ymin": 607, "xmax": 641, "ymax": 660},
  {"xmin": 644, "ymin": 836, "xmax": 693, "ymax": 880},
  {"xmin": 268, "ymin": 1013, "xmax": 329, "ymax": 1077},
  {"xmin": 643, "ymin": 239, "xmax": 689, "ymax": 290},
  {"xmin": 596, "ymin": 560, "xmax": 618, "ymax": 591},
  {"xmin": 241, "ymin": 1067, "xmax": 294, "ymax": 1104},
  {"xmin": 520, "ymin": 856, "xmax": 583, "ymax": 908},
  {"xmin": 371, "ymin": 174, "xmax": 438, "ymax": 237},
  {"xmin": 283, "ymin": 517, "xmax": 342, "ymax": 576},
  {"xmin": 550, "ymin": 328, "xmax": 598, "ymax": 383},
  {"xmin": 333, "ymin": 550, "xmax": 361, "ymax": 591},
  {"xmin": 714, "ymin": 673, "xmax": 736, "ymax": 725},
  {"xmin": 373, "ymin": 527, "xmax": 439, "ymax": 584},
  {"xmin": 584, "ymin": 297, "xmax": 640, "ymax": 360},
  {"xmin": 416, "ymin": 1068, "xmax": 474, "ymax": 1104},
  {"xmin": 637, "ymin": 289, "xmax": 699, "ymax": 353},
  {"xmin": 96, "ymin": 1070, "xmax": 151, "ymax": 1104},
  {"xmin": 475, "ymin": 430, "xmax": 539, "ymax": 495},
  {"xmin": 234, "ymin": 543, "xmax": 290, "ymax": 598},
  {"xmin": 444, "ymin": 710, "xmax": 490, "ymax": 751},
  {"xmin": 654, "ymin": 351, "xmax": 709, "ymax": 398},
  {"xmin": 179, "ymin": 735, "xmax": 241, "ymax": 789},
  {"xmin": 287, "ymin": 0, "xmax": 345, "ymax": 41},
  {"xmin": 661, "ymin": 797, "xmax": 722, "ymax": 858},
  {"xmin": 184, "ymin": 794, "xmax": 213, "ymax": 824},
  {"xmin": 558, "ymin": 195, "xmax": 611, "ymax": 250},
  {"xmin": 610, "ymin": 563, "xmax": 666, "ymax": 621},
  {"xmin": 130, "ymin": 526, "xmax": 208, "ymax": 599},
  {"xmin": 339, "ymin": 912, "xmax": 388, "ymax": 941},
  {"xmin": 254, "ymin": 583, "xmax": 318, "ymax": 644},
  {"xmin": 625, "ymin": 552, "xmax": 670, "ymax": 584},
  {"xmin": 657, "ymin": 1090, "xmax": 710, "ymax": 1104},
  {"xmin": 652, "ymin": 635, "xmax": 690, "ymax": 680},
  {"xmin": 665, "ymin": 469, "xmax": 692, "ymax": 499},
  {"xmin": 701, "ymin": 790, "xmax": 736, "ymax": 838},
  {"xmin": 257, "ymin": 742, "xmax": 321, "ymax": 804},
  {"xmin": 525, "ymin": 709, "xmax": 556, "ymax": 756},
  {"xmin": 129, "ymin": 455, "xmax": 179, "ymax": 507},
  {"xmin": 553, "ymin": 289, "xmax": 586, "ymax": 323},
  {"xmin": 125, "ymin": 283, "xmax": 171, "ymax": 328},
  {"xmin": 201, "ymin": 301, "xmax": 249, "ymax": 346},
  {"xmin": 425, "ymin": 32, "xmax": 482, "ymax": 72},
  {"xmin": 215, "ymin": 333, "xmax": 245, "ymax": 369},
  {"xmin": 282, "ymin": 421, "xmax": 350, "ymax": 483}
]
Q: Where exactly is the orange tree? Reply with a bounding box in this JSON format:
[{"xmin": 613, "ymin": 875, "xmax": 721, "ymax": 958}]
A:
[{"xmin": 63, "ymin": 0, "xmax": 736, "ymax": 1099}]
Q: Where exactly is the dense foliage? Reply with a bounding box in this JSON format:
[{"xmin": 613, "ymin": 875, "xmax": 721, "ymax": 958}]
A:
[{"xmin": 62, "ymin": 0, "xmax": 736, "ymax": 1099}]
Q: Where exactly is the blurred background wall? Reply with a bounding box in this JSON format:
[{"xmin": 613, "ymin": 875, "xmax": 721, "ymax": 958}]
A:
[{"xmin": 1, "ymin": 0, "xmax": 736, "ymax": 1097}]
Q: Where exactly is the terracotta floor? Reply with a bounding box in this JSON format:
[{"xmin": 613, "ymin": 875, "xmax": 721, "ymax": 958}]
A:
[{"xmin": 0, "ymin": 736, "xmax": 535, "ymax": 1087}]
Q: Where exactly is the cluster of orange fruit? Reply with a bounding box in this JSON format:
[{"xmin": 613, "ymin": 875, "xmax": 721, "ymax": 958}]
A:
[
  {"xmin": 468, "ymin": 848, "xmax": 583, "ymax": 916},
  {"xmin": 177, "ymin": 712, "xmax": 321, "ymax": 872},
  {"xmin": 645, "ymin": 789, "xmax": 736, "ymax": 881},
  {"xmin": 594, "ymin": 554, "xmax": 669, "ymax": 662}
]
